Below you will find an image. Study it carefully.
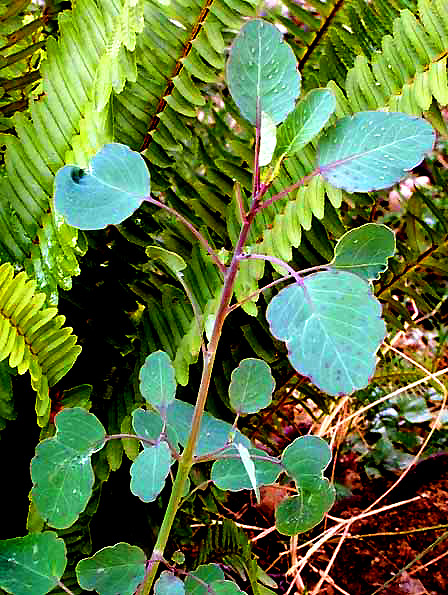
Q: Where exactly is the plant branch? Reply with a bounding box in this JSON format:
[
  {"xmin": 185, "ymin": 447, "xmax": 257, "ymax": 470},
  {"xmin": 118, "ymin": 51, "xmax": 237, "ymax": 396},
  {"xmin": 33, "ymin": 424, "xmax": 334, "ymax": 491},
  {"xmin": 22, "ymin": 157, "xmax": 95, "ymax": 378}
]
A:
[
  {"xmin": 255, "ymin": 169, "xmax": 320, "ymax": 212},
  {"xmin": 238, "ymin": 252, "xmax": 304, "ymax": 286}
]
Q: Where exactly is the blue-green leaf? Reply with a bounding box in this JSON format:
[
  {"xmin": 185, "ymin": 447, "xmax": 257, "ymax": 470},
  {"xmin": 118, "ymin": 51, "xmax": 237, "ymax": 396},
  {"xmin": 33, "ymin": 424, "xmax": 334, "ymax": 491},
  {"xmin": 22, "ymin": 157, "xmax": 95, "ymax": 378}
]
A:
[
  {"xmin": 277, "ymin": 89, "xmax": 336, "ymax": 157},
  {"xmin": 184, "ymin": 564, "xmax": 225, "ymax": 594},
  {"xmin": 139, "ymin": 351, "xmax": 177, "ymax": 410},
  {"xmin": 318, "ymin": 112, "xmax": 435, "ymax": 192},
  {"xmin": 76, "ymin": 543, "xmax": 145, "ymax": 595},
  {"xmin": 229, "ymin": 358, "xmax": 275, "ymax": 415},
  {"xmin": 155, "ymin": 571, "xmax": 185, "ymax": 595},
  {"xmin": 211, "ymin": 447, "xmax": 281, "ymax": 491},
  {"xmin": 132, "ymin": 408, "xmax": 178, "ymax": 449},
  {"xmin": 330, "ymin": 223, "xmax": 396, "ymax": 281},
  {"xmin": 54, "ymin": 143, "xmax": 150, "ymax": 230},
  {"xmin": 31, "ymin": 408, "xmax": 106, "ymax": 529},
  {"xmin": 266, "ymin": 272, "xmax": 386, "ymax": 396},
  {"xmin": 282, "ymin": 436, "xmax": 332, "ymax": 484},
  {"xmin": 227, "ymin": 19, "xmax": 300, "ymax": 126},
  {"xmin": 0, "ymin": 532, "xmax": 66, "ymax": 595},
  {"xmin": 130, "ymin": 441, "xmax": 172, "ymax": 502}
]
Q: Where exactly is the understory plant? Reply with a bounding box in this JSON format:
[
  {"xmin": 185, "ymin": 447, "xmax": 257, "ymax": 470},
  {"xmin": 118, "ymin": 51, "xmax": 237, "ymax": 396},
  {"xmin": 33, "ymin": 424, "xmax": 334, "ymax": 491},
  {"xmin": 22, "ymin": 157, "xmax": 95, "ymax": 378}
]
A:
[{"xmin": 0, "ymin": 17, "xmax": 436, "ymax": 595}]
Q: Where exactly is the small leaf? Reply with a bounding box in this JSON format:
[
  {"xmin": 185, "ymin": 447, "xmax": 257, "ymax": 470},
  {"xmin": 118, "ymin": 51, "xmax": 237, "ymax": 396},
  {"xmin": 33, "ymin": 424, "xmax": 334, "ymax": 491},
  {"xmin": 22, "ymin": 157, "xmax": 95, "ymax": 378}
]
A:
[
  {"xmin": 234, "ymin": 443, "xmax": 259, "ymax": 502},
  {"xmin": 259, "ymin": 112, "xmax": 277, "ymax": 167},
  {"xmin": 31, "ymin": 408, "xmax": 106, "ymax": 529},
  {"xmin": 227, "ymin": 19, "xmax": 300, "ymax": 126},
  {"xmin": 0, "ymin": 532, "xmax": 66, "ymax": 595},
  {"xmin": 229, "ymin": 358, "xmax": 275, "ymax": 415},
  {"xmin": 266, "ymin": 271, "xmax": 386, "ymax": 396},
  {"xmin": 76, "ymin": 543, "xmax": 145, "ymax": 595},
  {"xmin": 211, "ymin": 447, "xmax": 281, "ymax": 491},
  {"xmin": 331, "ymin": 223, "xmax": 396, "ymax": 281},
  {"xmin": 139, "ymin": 351, "xmax": 177, "ymax": 410},
  {"xmin": 130, "ymin": 441, "xmax": 171, "ymax": 502},
  {"xmin": 275, "ymin": 480, "xmax": 335, "ymax": 536},
  {"xmin": 132, "ymin": 408, "xmax": 179, "ymax": 449},
  {"xmin": 277, "ymin": 89, "xmax": 336, "ymax": 157},
  {"xmin": 166, "ymin": 400, "xmax": 250, "ymax": 457},
  {"xmin": 146, "ymin": 246, "xmax": 187, "ymax": 274},
  {"xmin": 184, "ymin": 564, "xmax": 225, "ymax": 594},
  {"xmin": 318, "ymin": 112, "xmax": 435, "ymax": 192},
  {"xmin": 155, "ymin": 571, "xmax": 185, "ymax": 595},
  {"xmin": 54, "ymin": 143, "xmax": 150, "ymax": 230},
  {"xmin": 281, "ymin": 435, "xmax": 332, "ymax": 482}
]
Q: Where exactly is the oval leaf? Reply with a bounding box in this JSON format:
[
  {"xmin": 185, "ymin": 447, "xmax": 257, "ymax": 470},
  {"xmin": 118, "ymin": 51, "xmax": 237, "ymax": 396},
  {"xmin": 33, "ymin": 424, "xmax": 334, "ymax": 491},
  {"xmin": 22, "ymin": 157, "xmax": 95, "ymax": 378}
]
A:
[
  {"xmin": 31, "ymin": 408, "xmax": 106, "ymax": 529},
  {"xmin": 331, "ymin": 223, "xmax": 396, "ymax": 281},
  {"xmin": 275, "ymin": 480, "xmax": 335, "ymax": 536},
  {"xmin": 266, "ymin": 271, "xmax": 386, "ymax": 396},
  {"xmin": 54, "ymin": 143, "xmax": 150, "ymax": 230},
  {"xmin": 281, "ymin": 436, "xmax": 332, "ymax": 483},
  {"xmin": 277, "ymin": 89, "xmax": 336, "ymax": 157},
  {"xmin": 155, "ymin": 571, "xmax": 185, "ymax": 595},
  {"xmin": 229, "ymin": 358, "xmax": 275, "ymax": 415},
  {"xmin": 76, "ymin": 543, "xmax": 145, "ymax": 595},
  {"xmin": 318, "ymin": 112, "xmax": 435, "ymax": 192},
  {"xmin": 132, "ymin": 408, "xmax": 179, "ymax": 450},
  {"xmin": 139, "ymin": 350, "xmax": 177, "ymax": 410},
  {"xmin": 130, "ymin": 441, "xmax": 171, "ymax": 503},
  {"xmin": 0, "ymin": 532, "xmax": 66, "ymax": 595},
  {"xmin": 211, "ymin": 447, "xmax": 281, "ymax": 492},
  {"xmin": 227, "ymin": 19, "xmax": 300, "ymax": 125}
]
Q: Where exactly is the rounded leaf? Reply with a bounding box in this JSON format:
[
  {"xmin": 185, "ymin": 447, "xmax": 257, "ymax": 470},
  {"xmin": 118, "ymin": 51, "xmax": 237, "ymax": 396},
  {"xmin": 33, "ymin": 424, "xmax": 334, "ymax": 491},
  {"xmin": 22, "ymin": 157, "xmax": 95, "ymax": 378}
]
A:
[
  {"xmin": 184, "ymin": 564, "xmax": 225, "ymax": 594},
  {"xmin": 227, "ymin": 19, "xmax": 300, "ymax": 125},
  {"xmin": 229, "ymin": 358, "xmax": 275, "ymax": 415},
  {"xmin": 54, "ymin": 143, "xmax": 150, "ymax": 230},
  {"xmin": 266, "ymin": 271, "xmax": 386, "ymax": 396},
  {"xmin": 318, "ymin": 112, "xmax": 435, "ymax": 192},
  {"xmin": 130, "ymin": 441, "xmax": 171, "ymax": 502},
  {"xmin": 211, "ymin": 447, "xmax": 281, "ymax": 491},
  {"xmin": 76, "ymin": 543, "xmax": 145, "ymax": 595},
  {"xmin": 139, "ymin": 350, "xmax": 177, "ymax": 410},
  {"xmin": 281, "ymin": 436, "xmax": 332, "ymax": 482},
  {"xmin": 155, "ymin": 571, "xmax": 185, "ymax": 595},
  {"xmin": 0, "ymin": 532, "xmax": 66, "ymax": 595}
]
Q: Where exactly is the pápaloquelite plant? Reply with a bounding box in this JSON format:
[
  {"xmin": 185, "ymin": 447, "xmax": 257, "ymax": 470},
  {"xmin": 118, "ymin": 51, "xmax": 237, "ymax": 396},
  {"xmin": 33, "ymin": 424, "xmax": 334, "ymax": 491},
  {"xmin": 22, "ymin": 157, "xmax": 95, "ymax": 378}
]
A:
[{"xmin": 0, "ymin": 17, "xmax": 436, "ymax": 595}]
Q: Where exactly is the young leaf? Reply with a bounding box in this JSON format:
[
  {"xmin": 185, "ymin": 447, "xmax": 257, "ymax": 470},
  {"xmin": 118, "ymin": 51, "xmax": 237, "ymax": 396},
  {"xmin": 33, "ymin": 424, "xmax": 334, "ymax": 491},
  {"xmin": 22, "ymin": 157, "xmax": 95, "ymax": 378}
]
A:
[
  {"xmin": 54, "ymin": 143, "xmax": 150, "ymax": 230},
  {"xmin": 130, "ymin": 441, "xmax": 171, "ymax": 502},
  {"xmin": 266, "ymin": 271, "xmax": 386, "ymax": 396},
  {"xmin": 228, "ymin": 358, "xmax": 275, "ymax": 415},
  {"xmin": 211, "ymin": 447, "xmax": 281, "ymax": 491},
  {"xmin": 318, "ymin": 112, "xmax": 435, "ymax": 192},
  {"xmin": 146, "ymin": 246, "xmax": 187, "ymax": 275},
  {"xmin": 235, "ymin": 443, "xmax": 259, "ymax": 501},
  {"xmin": 184, "ymin": 564, "xmax": 225, "ymax": 594},
  {"xmin": 275, "ymin": 479, "xmax": 335, "ymax": 536},
  {"xmin": 76, "ymin": 542, "xmax": 145, "ymax": 595},
  {"xmin": 139, "ymin": 350, "xmax": 177, "ymax": 411},
  {"xmin": 31, "ymin": 408, "xmax": 106, "ymax": 529},
  {"xmin": 155, "ymin": 571, "xmax": 185, "ymax": 595},
  {"xmin": 226, "ymin": 19, "xmax": 300, "ymax": 126},
  {"xmin": 259, "ymin": 112, "xmax": 277, "ymax": 167},
  {"xmin": 0, "ymin": 532, "xmax": 66, "ymax": 595},
  {"xmin": 330, "ymin": 223, "xmax": 396, "ymax": 281},
  {"xmin": 276, "ymin": 89, "xmax": 336, "ymax": 157}
]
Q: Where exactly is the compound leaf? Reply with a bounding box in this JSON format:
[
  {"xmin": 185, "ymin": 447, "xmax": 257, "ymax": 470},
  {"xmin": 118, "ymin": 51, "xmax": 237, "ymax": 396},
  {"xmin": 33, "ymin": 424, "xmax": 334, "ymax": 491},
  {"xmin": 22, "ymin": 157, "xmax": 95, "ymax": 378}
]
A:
[
  {"xmin": 318, "ymin": 112, "xmax": 435, "ymax": 192},
  {"xmin": 31, "ymin": 408, "xmax": 106, "ymax": 529},
  {"xmin": 229, "ymin": 358, "xmax": 275, "ymax": 415},
  {"xmin": 0, "ymin": 532, "xmax": 66, "ymax": 595},
  {"xmin": 226, "ymin": 19, "xmax": 300, "ymax": 126},
  {"xmin": 76, "ymin": 543, "xmax": 145, "ymax": 595},
  {"xmin": 266, "ymin": 271, "xmax": 386, "ymax": 396},
  {"xmin": 331, "ymin": 223, "xmax": 396, "ymax": 281},
  {"xmin": 277, "ymin": 89, "xmax": 336, "ymax": 157},
  {"xmin": 54, "ymin": 143, "xmax": 150, "ymax": 230},
  {"xmin": 211, "ymin": 447, "xmax": 281, "ymax": 492},
  {"xmin": 139, "ymin": 350, "xmax": 177, "ymax": 411},
  {"xmin": 130, "ymin": 441, "xmax": 171, "ymax": 503}
]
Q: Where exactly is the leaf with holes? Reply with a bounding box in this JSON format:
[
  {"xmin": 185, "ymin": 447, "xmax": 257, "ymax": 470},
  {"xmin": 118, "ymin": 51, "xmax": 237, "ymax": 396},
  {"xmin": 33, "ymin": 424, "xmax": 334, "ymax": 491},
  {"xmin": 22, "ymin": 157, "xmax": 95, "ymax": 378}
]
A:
[
  {"xmin": 229, "ymin": 358, "xmax": 275, "ymax": 415},
  {"xmin": 130, "ymin": 441, "xmax": 171, "ymax": 503},
  {"xmin": 0, "ymin": 532, "xmax": 66, "ymax": 595},
  {"xmin": 227, "ymin": 19, "xmax": 300, "ymax": 126},
  {"xmin": 31, "ymin": 408, "xmax": 106, "ymax": 529},
  {"xmin": 266, "ymin": 271, "xmax": 386, "ymax": 396},
  {"xmin": 318, "ymin": 112, "xmax": 435, "ymax": 192},
  {"xmin": 331, "ymin": 223, "xmax": 396, "ymax": 281},
  {"xmin": 55, "ymin": 143, "xmax": 150, "ymax": 230},
  {"xmin": 76, "ymin": 543, "xmax": 145, "ymax": 595}
]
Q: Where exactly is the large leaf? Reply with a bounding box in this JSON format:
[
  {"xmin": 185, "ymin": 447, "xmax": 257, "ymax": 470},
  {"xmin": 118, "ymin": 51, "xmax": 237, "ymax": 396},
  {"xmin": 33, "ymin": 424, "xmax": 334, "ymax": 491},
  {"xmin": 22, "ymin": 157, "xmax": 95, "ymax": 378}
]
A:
[
  {"xmin": 31, "ymin": 408, "xmax": 106, "ymax": 529},
  {"xmin": 226, "ymin": 19, "xmax": 300, "ymax": 126},
  {"xmin": 228, "ymin": 358, "xmax": 275, "ymax": 415},
  {"xmin": 76, "ymin": 543, "xmax": 146, "ymax": 595},
  {"xmin": 317, "ymin": 112, "xmax": 435, "ymax": 192},
  {"xmin": 130, "ymin": 441, "xmax": 172, "ymax": 503},
  {"xmin": 211, "ymin": 447, "xmax": 281, "ymax": 491},
  {"xmin": 54, "ymin": 143, "xmax": 150, "ymax": 230},
  {"xmin": 0, "ymin": 532, "xmax": 66, "ymax": 595},
  {"xmin": 331, "ymin": 223, "xmax": 396, "ymax": 281},
  {"xmin": 139, "ymin": 350, "xmax": 177, "ymax": 411},
  {"xmin": 276, "ymin": 89, "xmax": 336, "ymax": 157},
  {"xmin": 266, "ymin": 271, "xmax": 386, "ymax": 396}
]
